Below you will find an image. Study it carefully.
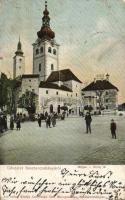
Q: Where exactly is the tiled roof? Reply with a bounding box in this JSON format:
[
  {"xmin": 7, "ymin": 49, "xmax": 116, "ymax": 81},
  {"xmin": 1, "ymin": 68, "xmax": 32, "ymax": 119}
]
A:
[
  {"xmin": 22, "ymin": 74, "xmax": 39, "ymax": 78},
  {"xmin": 82, "ymin": 80, "xmax": 118, "ymax": 91},
  {"xmin": 39, "ymin": 81, "xmax": 72, "ymax": 92},
  {"xmin": 46, "ymin": 69, "xmax": 82, "ymax": 83}
]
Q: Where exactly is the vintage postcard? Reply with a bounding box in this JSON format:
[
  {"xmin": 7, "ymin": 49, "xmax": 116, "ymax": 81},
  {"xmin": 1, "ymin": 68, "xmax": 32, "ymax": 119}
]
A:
[{"xmin": 0, "ymin": 0, "xmax": 125, "ymax": 199}]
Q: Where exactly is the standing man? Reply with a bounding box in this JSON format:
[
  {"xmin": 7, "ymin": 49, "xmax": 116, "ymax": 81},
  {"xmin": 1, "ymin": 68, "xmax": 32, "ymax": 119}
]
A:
[
  {"xmin": 85, "ymin": 112, "xmax": 92, "ymax": 133},
  {"xmin": 110, "ymin": 119, "xmax": 117, "ymax": 139},
  {"xmin": 37, "ymin": 114, "xmax": 42, "ymax": 127}
]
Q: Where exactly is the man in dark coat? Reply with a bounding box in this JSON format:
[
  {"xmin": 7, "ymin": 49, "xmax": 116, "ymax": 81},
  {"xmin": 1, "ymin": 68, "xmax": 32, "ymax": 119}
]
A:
[
  {"xmin": 37, "ymin": 114, "xmax": 42, "ymax": 127},
  {"xmin": 0, "ymin": 116, "xmax": 3, "ymax": 133},
  {"xmin": 85, "ymin": 112, "xmax": 92, "ymax": 133},
  {"xmin": 110, "ymin": 119, "xmax": 117, "ymax": 139},
  {"xmin": 46, "ymin": 115, "xmax": 51, "ymax": 128}
]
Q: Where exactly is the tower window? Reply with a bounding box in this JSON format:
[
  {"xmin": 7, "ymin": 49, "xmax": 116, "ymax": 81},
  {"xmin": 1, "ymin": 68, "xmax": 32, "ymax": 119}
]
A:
[
  {"xmin": 56, "ymin": 91, "xmax": 58, "ymax": 95},
  {"xmin": 39, "ymin": 63, "xmax": 41, "ymax": 72},
  {"xmin": 48, "ymin": 47, "xmax": 51, "ymax": 53},
  {"xmin": 53, "ymin": 49, "xmax": 56, "ymax": 55},
  {"xmin": 76, "ymin": 93, "xmax": 77, "ymax": 97},
  {"xmin": 46, "ymin": 90, "xmax": 48, "ymax": 94},
  {"xmin": 19, "ymin": 58, "xmax": 22, "ymax": 62},
  {"xmin": 19, "ymin": 66, "xmax": 21, "ymax": 69},
  {"xmin": 40, "ymin": 47, "xmax": 43, "ymax": 53},
  {"xmin": 36, "ymin": 49, "xmax": 39, "ymax": 55},
  {"xmin": 51, "ymin": 64, "xmax": 54, "ymax": 71}
]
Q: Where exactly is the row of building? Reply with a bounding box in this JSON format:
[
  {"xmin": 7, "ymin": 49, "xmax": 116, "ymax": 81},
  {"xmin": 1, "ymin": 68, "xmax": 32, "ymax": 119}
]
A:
[{"xmin": 12, "ymin": 1, "xmax": 118, "ymax": 114}]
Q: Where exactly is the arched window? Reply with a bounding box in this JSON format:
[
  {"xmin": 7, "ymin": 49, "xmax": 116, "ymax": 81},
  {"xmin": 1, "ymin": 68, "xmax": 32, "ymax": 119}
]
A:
[
  {"xmin": 51, "ymin": 64, "xmax": 54, "ymax": 71},
  {"xmin": 48, "ymin": 47, "xmax": 51, "ymax": 53},
  {"xmin": 53, "ymin": 49, "xmax": 56, "ymax": 55},
  {"xmin": 36, "ymin": 49, "xmax": 39, "ymax": 55},
  {"xmin": 40, "ymin": 47, "xmax": 43, "ymax": 53}
]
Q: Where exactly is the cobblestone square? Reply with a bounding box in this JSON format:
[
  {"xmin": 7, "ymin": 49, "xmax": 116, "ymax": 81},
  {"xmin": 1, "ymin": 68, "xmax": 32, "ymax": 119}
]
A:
[{"xmin": 0, "ymin": 115, "xmax": 125, "ymax": 165}]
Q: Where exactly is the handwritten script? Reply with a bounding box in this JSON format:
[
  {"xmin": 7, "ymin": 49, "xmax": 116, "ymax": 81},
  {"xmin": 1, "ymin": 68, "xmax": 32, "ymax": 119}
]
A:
[{"xmin": 1, "ymin": 167, "xmax": 125, "ymax": 199}]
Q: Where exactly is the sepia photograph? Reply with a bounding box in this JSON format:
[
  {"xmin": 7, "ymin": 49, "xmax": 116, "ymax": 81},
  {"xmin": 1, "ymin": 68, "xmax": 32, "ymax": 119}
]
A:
[{"xmin": 0, "ymin": 0, "xmax": 125, "ymax": 165}]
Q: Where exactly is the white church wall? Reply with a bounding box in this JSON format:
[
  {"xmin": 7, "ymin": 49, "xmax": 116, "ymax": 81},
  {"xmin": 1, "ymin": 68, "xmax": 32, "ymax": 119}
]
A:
[{"xmin": 38, "ymin": 87, "xmax": 72, "ymax": 112}]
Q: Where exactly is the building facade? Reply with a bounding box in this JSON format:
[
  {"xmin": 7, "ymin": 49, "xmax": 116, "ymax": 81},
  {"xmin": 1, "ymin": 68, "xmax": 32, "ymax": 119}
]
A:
[
  {"xmin": 13, "ymin": 1, "xmax": 83, "ymax": 114},
  {"xmin": 82, "ymin": 74, "xmax": 118, "ymax": 113}
]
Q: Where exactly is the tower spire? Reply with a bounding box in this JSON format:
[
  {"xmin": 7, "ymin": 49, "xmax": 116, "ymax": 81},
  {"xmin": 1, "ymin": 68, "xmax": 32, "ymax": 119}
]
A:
[
  {"xmin": 37, "ymin": 1, "xmax": 55, "ymax": 40},
  {"xmin": 45, "ymin": 0, "xmax": 47, "ymax": 9},
  {"xmin": 15, "ymin": 37, "xmax": 23, "ymax": 56}
]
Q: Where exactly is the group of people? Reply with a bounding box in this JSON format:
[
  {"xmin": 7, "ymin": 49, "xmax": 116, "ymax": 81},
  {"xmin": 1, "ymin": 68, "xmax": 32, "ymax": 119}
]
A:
[
  {"xmin": 0, "ymin": 110, "xmax": 117, "ymax": 139},
  {"xmin": 84, "ymin": 112, "xmax": 117, "ymax": 139},
  {"xmin": 10, "ymin": 115, "xmax": 21, "ymax": 131},
  {"xmin": 37, "ymin": 112, "xmax": 59, "ymax": 128},
  {"xmin": 0, "ymin": 115, "xmax": 8, "ymax": 133},
  {"xmin": 0, "ymin": 114, "xmax": 21, "ymax": 134}
]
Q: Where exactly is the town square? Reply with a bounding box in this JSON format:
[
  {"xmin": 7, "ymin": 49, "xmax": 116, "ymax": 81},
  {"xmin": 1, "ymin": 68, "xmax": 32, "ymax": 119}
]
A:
[
  {"xmin": 0, "ymin": 113, "xmax": 125, "ymax": 164},
  {"xmin": 0, "ymin": 0, "xmax": 125, "ymax": 165}
]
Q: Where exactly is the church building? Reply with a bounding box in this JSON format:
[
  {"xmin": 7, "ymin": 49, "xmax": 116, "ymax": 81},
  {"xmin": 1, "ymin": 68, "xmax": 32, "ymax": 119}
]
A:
[{"xmin": 13, "ymin": 1, "xmax": 83, "ymax": 114}]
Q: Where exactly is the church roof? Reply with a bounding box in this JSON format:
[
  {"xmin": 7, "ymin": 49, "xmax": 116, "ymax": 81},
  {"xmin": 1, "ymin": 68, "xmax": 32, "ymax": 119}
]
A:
[
  {"xmin": 22, "ymin": 74, "xmax": 39, "ymax": 79},
  {"xmin": 82, "ymin": 80, "xmax": 118, "ymax": 91},
  {"xmin": 46, "ymin": 69, "xmax": 82, "ymax": 83},
  {"xmin": 37, "ymin": 1, "xmax": 55, "ymax": 40},
  {"xmin": 15, "ymin": 37, "xmax": 24, "ymax": 56},
  {"xmin": 39, "ymin": 81, "xmax": 72, "ymax": 92}
]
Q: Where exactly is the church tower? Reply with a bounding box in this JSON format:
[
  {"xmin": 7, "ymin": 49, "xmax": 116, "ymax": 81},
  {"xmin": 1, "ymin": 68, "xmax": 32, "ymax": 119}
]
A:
[
  {"xmin": 13, "ymin": 37, "xmax": 25, "ymax": 78},
  {"xmin": 33, "ymin": 1, "xmax": 59, "ymax": 81}
]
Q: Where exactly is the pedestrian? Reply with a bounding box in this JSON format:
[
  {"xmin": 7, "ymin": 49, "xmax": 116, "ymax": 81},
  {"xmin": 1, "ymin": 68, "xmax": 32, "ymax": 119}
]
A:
[
  {"xmin": 45, "ymin": 111, "xmax": 48, "ymax": 120},
  {"xmin": 0, "ymin": 116, "xmax": 3, "ymax": 133},
  {"xmin": 51, "ymin": 113, "xmax": 56, "ymax": 127},
  {"xmin": 38, "ymin": 114, "xmax": 42, "ymax": 127},
  {"xmin": 110, "ymin": 119, "xmax": 117, "ymax": 139},
  {"xmin": 3, "ymin": 115, "xmax": 8, "ymax": 131},
  {"xmin": 46, "ymin": 114, "xmax": 51, "ymax": 128},
  {"xmin": 10, "ymin": 116, "xmax": 14, "ymax": 130},
  {"xmin": 16, "ymin": 118, "xmax": 21, "ymax": 131},
  {"xmin": 85, "ymin": 112, "xmax": 92, "ymax": 133}
]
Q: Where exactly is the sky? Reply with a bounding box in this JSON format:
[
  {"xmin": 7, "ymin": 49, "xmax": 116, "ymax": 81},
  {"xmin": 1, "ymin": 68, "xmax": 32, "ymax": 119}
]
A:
[{"xmin": 0, "ymin": 0, "xmax": 125, "ymax": 103}]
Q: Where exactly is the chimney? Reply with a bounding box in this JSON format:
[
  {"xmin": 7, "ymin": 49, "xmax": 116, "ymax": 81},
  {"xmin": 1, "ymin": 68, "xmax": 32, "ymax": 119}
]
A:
[{"xmin": 106, "ymin": 73, "xmax": 110, "ymax": 81}]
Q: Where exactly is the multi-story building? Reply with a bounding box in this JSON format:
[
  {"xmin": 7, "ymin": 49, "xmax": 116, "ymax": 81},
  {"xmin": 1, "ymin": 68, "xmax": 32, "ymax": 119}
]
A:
[
  {"xmin": 13, "ymin": 1, "xmax": 83, "ymax": 114},
  {"xmin": 82, "ymin": 74, "xmax": 118, "ymax": 112}
]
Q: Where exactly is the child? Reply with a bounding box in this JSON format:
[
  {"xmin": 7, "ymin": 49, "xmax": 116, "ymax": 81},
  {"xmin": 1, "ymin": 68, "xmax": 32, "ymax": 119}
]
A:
[{"xmin": 110, "ymin": 119, "xmax": 117, "ymax": 139}]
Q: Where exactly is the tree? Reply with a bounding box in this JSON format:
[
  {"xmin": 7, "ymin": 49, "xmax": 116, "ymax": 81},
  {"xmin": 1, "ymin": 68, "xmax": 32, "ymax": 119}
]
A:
[
  {"xmin": 40, "ymin": 97, "xmax": 53, "ymax": 113},
  {"xmin": 0, "ymin": 73, "xmax": 8, "ymax": 111},
  {"xmin": 96, "ymin": 90, "xmax": 104, "ymax": 112},
  {"xmin": 18, "ymin": 91, "xmax": 38, "ymax": 116},
  {"xmin": 7, "ymin": 78, "xmax": 21, "ymax": 114},
  {"xmin": 84, "ymin": 105, "xmax": 93, "ymax": 112}
]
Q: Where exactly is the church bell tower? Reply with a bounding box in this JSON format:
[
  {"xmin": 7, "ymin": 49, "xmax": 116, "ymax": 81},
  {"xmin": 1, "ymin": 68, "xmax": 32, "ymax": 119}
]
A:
[
  {"xmin": 13, "ymin": 37, "xmax": 25, "ymax": 78},
  {"xmin": 33, "ymin": 1, "xmax": 59, "ymax": 81}
]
